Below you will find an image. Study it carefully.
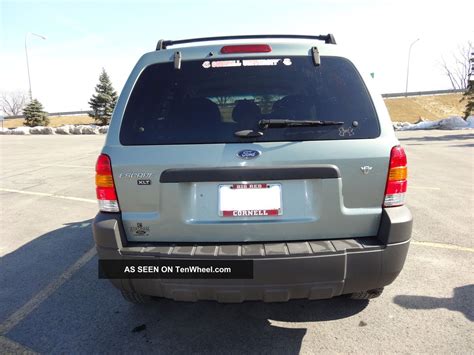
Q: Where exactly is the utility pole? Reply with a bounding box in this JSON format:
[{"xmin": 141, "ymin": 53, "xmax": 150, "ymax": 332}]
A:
[
  {"xmin": 25, "ymin": 32, "xmax": 47, "ymax": 100},
  {"xmin": 405, "ymin": 38, "xmax": 420, "ymax": 97}
]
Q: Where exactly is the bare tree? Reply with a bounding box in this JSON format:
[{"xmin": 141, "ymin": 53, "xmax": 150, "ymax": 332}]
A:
[
  {"xmin": 0, "ymin": 91, "xmax": 28, "ymax": 116},
  {"xmin": 441, "ymin": 42, "xmax": 473, "ymax": 90}
]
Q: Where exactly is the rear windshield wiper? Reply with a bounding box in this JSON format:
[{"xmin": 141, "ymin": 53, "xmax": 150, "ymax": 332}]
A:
[
  {"xmin": 234, "ymin": 119, "xmax": 344, "ymax": 138},
  {"xmin": 258, "ymin": 119, "xmax": 344, "ymax": 129}
]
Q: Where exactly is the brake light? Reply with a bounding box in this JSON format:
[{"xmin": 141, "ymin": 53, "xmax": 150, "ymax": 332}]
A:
[
  {"xmin": 221, "ymin": 44, "xmax": 272, "ymax": 54},
  {"xmin": 384, "ymin": 146, "xmax": 408, "ymax": 207},
  {"xmin": 95, "ymin": 154, "xmax": 120, "ymax": 212}
]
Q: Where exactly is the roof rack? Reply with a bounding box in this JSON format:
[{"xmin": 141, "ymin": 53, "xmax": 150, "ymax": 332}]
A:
[{"xmin": 156, "ymin": 34, "xmax": 336, "ymax": 50}]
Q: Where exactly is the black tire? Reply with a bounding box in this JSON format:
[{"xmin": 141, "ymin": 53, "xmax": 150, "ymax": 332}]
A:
[
  {"xmin": 120, "ymin": 289, "xmax": 152, "ymax": 304},
  {"xmin": 350, "ymin": 287, "xmax": 384, "ymax": 300}
]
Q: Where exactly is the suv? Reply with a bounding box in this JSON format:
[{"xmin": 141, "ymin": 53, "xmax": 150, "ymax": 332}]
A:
[{"xmin": 93, "ymin": 34, "xmax": 412, "ymax": 303}]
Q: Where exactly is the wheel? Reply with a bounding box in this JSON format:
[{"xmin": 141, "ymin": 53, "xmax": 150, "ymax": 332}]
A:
[
  {"xmin": 350, "ymin": 287, "xmax": 384, "ymax": 300},
  {"xmin": 120, "ymin": 289, "xmax": 152, "ymax": 304}
]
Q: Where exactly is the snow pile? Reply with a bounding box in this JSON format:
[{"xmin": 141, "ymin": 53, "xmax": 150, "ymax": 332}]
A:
[
  {"xmin": 30, "ymin": 126, "xmax": 55, "ymax": 135},
  {"xmin": 394, "ymin": 116, "xmax": 474, "ymax": 131},
  {"xmin": 0, "ymin": 124, "xmax": 110, "ymax": 135},
  {"xmin": 98, "ymin": 126, "xmax": 109, "ymax": 134},
  {"xmin": 10, "ymin": 127, "xmax": 31, "ymax": 135},
  {"xmin": 70, "ymin": 125, "xmax": 100, "ymax": 134},
  {"xmin": 55, "ymin": 125, "xmax": 75, "ymax": 134},
  {"xmin": 468, "ymin": 116, "xmax": 474, "ymax": 127}
]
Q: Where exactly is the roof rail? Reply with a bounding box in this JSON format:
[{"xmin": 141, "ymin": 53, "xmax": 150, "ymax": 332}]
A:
[{"xmin": 156, "ymin": 34, "xmax": 336, "ymax": 50}]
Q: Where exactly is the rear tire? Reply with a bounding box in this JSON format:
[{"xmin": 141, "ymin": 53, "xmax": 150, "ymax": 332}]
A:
[
  {"xmin": 121, "ymin": 289, "xmax": 152, "ymax": 304},
  {"xmin": 350, "ymin": 287, "xmax": 384, "ymax": 300}
]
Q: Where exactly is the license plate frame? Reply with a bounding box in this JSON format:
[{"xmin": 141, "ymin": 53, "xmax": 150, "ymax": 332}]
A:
[{"xmin": 218, "ymin": 183, "xmax": 282, "ymax": 217}]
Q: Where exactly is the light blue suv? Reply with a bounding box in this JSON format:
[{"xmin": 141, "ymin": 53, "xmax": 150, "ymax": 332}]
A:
[{"xmin": 93, "ymin": 34, "xmax": 412, "ymax": 303}]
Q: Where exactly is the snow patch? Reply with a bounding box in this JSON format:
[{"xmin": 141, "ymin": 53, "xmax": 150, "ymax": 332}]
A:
[
  {"xmin": 10, "ymin": 127, "xmax": 31, "ymax": 135},
  {"xmin": 55, "ymin": 125, "xmax": 75, "ymax": 134},
  {"xmin": 0, "ymin": 124, "xmax": 110, "ymax": 135},
  {"xmin": 70, "ymin": 125, "xmax": 101, "ymax": 134},
  {"xmin": 98, "ymin": 126, "xmax": 109, "ymax": 134},
  {"xmin": 30, "ymin": 126, "xmax": 55, "ymax": 135},
  {"xmin": 394, "ymin": 116, "xmax": 474, "ymax": 131}
]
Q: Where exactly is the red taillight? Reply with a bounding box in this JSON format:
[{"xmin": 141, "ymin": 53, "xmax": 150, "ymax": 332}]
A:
[
  {"xmin": 384, "ymin": 146, "xmax": 408, "ymax": 207},
  {"xmin": 221, "ymin": 44, "xmax": 272, "ymax": 54},
  {"xmin": 95, "ymin": 154, "xmax": 119, "ymax": 212},
  {"xmin": 96, "ymin": 154, "xmax": 112, "ymax": 175}
]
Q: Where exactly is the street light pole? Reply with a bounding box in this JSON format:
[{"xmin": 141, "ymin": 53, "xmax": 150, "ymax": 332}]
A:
[
  {"xmin": 405, "ymin": 38, "xmax": 420, "ymax": 97},
  {"xmin": 25, "ymin": 32, "xmax": 47, "ymax": 101}
]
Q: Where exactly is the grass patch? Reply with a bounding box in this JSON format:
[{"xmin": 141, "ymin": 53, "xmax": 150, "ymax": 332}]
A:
[
  {"xmin": 384, "ymin": 93, "xmax": 464, "ymax": 123},
  {"xmin": 2, "ymin": 115, "xmax": 94, "ymax": 128}
]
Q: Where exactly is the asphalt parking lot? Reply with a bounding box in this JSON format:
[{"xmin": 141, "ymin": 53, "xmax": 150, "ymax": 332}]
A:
[{"xmin": 0, "ymin": 130, "xmax": 473, "ymax": 354}]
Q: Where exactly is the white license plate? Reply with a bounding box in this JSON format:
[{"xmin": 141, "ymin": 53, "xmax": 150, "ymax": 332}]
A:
[{"xmin": 218, "ymin": 183, "xmax": 282, "ymax": 217}]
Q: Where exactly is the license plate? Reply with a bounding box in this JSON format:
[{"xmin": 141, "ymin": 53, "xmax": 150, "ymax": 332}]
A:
[{"xmin": 218, "ymin": 183, "xmax": 282, "ymax": 217}]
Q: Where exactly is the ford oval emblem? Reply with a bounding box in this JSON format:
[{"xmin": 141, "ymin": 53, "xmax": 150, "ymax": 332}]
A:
[{"xmin": 237, "ymin": 149, "xmax": 261, "ymax": 159}]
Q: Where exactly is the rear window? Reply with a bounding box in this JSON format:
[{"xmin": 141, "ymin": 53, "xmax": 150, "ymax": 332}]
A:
[{"xmin": 120, "ymin": 56, "xmax": 380, "ymax": 145}]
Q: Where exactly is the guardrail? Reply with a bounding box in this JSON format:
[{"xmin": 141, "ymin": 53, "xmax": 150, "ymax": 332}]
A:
[
  {"xmin": 382, "ymin": 89, "xmax": 464, "ymax": 98},
  {"xmin": 5, "ymin": 110, "xmax": 92, "ymax": 120}
]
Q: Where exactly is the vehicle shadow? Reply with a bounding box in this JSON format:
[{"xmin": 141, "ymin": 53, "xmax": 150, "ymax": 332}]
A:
[
  {"xmin": 393, "ymin": 285, "xmax": 474, "ymax": 322},
  {"xmin": 1, "ymin": 221, "xmax": 368, "ymax": 354}
]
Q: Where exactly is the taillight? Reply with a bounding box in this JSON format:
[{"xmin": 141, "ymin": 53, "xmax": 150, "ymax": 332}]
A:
[
  {"xmin": 221, "ymin": 44, "xmax": 272, "ymax": 54},
  {"xmin": 95, "ymin": 154, "xmax": 120, "ymax": 212},
  {"xmin": 384, "ymin": 146, "xmax": 408, "ymax": 207}
]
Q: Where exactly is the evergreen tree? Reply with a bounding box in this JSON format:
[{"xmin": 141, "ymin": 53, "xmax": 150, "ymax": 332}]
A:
[
  {"xmin": 23, "ymin": 99, "xmax": 49, "ymax": 127},
  {"xmin": 88, "ymin": 69, "xmax": 118, "ymax": 125},
  {"xmin": 461, "ymin": 54, "xmax": 473, "ymax": 119},
  {"xmin": 462, "ymin": 81, "xmax": 474, "ymax": 119}
]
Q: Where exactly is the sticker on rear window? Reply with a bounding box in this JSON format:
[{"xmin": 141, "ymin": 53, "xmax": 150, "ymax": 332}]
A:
[
  {"xmin": 202, "ymin": 58, "xmax": 292, "ymax": 69},
  {"xmin": 338, "ymin": 126, "xmax": 355, "ymax": 137}
]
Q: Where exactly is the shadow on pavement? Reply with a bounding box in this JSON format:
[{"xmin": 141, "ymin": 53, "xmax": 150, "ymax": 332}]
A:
[
  {"xmin": 0, "ymin": 219, "xmax": 95, "ymax": 322},
  {"xmin": 448, "ymin": 143, "xmax": 474, "ymax": 148},
  {"xmin": 393, "ymin": 285, "xmax": 474, "ymax": 322},
  {"xmin": 1, "ymin": 221, "xmax": 369, "ymax": 354},
  {"xmin": 398, "ymin": 133, "xmax": 474, "ymax": 142}
]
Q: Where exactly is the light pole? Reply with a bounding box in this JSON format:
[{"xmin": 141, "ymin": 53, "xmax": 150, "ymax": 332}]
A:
[
  {"xmin": 405, "ymin": 38, "xmax": 420, "ymax": 97},
  {"xmin": 25, "ymin": 32, "xmax": 47, "ymax": 101}
]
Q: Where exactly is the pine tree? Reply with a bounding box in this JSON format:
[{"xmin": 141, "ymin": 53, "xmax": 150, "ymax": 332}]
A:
[
  {"xmin": 462, "ymin": 81, "xmax": 474, "ymax": 119},
  {"xmin": 23, "ymin": 99, "xmax": 49, "ymax": 127},
  {"xmin": 461, "ymin": 54, "xmax": 473, "ymax": 119},
  {"xmin": 88, "ymin": 69, "xmax": 118, "ymax": 126}
]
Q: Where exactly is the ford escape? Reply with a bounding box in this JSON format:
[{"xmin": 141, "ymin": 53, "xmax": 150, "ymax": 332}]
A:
[{"xmin": 92, "ymin": 34, "xmax": 413, "ymax": 303}]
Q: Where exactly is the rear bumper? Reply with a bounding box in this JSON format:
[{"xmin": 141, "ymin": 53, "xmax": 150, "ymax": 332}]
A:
[{"xmin": 93, "ymin": 207, "xmax": 412, "ymax": 302}]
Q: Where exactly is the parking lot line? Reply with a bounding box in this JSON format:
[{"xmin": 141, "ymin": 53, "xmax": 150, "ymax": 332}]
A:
[
  {"xmin": 0, "ymin": 336, "xmax": 38, "ymax": 354},
  {"xmin": 0, "ymin": 188, "xmax": 96, "ymax": 204},
  {"xmin": 39, "ymin": 164, "xmax": 94, "ymax": 169},
  {"xmin": 0, "ymin": 247, "xmax": 97, "ymax": 335},
  {"xmin": 409, "ymin": 186, "xmax": 441, "ymax": 190},
  {"xmin": 412, "ymin": 240, "xmax": 474, "ymax": 252}
]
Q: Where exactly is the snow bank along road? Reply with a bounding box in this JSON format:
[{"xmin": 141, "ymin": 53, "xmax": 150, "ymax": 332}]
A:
[{"xmin": 0, "ymin": 132, "xmax": 472, "ymax": 354}]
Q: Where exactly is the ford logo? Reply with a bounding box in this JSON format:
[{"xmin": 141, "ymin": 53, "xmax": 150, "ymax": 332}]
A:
[{"xmin": 237, "ymin": 149, "xmax": 261, "ymax": 159}]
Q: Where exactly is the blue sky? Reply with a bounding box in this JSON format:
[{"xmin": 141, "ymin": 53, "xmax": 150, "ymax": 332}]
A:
[{"xmin": 1, "ymin": 0, "xmax": 472, "ymax": 112}]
